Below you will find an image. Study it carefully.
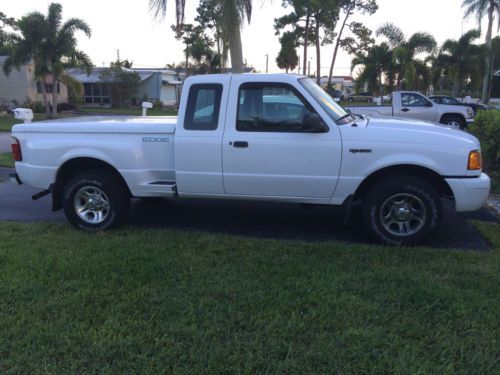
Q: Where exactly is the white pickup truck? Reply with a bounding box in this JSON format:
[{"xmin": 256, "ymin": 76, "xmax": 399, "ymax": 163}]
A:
[
  {"xmin": 10, "ymin": 74, "xmax": 490, "ymax": 245},
  {"xmin": 345, "ymin": 91, "xmax": 475, "ymax": 130}
]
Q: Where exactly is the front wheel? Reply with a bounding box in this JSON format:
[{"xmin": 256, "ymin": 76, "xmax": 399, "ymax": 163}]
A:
[
  {"xmin": 362, "ymin": 175, "xmax": 442, "ymax": 245},
  {"xmin": 63, "ymin": 170, "xmax": 130, "ymax": 231},
  {"xmin": 441, "ymin": 115, "xmax": 465, "ymax": 130}
]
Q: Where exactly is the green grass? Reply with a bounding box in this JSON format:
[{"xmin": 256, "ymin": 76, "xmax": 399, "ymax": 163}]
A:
[
  {"xmin": 0, "ymin": 116, "xmax": 22, "ymax": 132},
  {"xmin": 77, "ymin": 106, "xmax": 178, "ymax": 116},
  {"xmin": 0, "ymin": 152, "xmax": 13, "ymax": 168},
  {"xmin": 0, "ymin": 221, "xmax": 499, "ymax": 373},
  {"xmin": 0, "ymin": 114, "xmax": 75, "ymax": 132}
]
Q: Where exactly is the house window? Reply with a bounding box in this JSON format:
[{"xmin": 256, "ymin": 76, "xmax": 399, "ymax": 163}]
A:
[{"xmin": 83, "ymin": 83, "xmax": 110, "ymax": 105}]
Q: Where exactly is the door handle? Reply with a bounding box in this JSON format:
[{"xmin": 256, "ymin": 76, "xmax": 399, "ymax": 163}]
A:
[
  {"xmin": 401, "ymin": 108, "xmax": 410, "ymax": 112},
  {"xmin": 233, "ymin": 141, "xmax": 248, "ymax": 148}
]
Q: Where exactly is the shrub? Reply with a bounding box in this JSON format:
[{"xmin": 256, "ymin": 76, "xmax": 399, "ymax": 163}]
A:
[{"xmin": 468, "ymin": 110, "xmax": 500, "ymax": 171}]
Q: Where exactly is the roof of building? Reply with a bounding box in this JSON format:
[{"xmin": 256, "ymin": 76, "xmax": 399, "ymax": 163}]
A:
[{"xmin": 67, "ymin": 67, "xmax": 178, "ymax": 83}]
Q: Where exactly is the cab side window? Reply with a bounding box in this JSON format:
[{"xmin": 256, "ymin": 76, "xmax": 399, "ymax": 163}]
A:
[
  {"xmin": 401, "ymin": 93, "xmax": 431, "ymax": 107},
  {"xmin": 184, "ymin": 84, "xmax": 223, "ymax": 130},
  {"xmin": 237, "ymin": 83, "xmax": 326, "ymax": 132}
]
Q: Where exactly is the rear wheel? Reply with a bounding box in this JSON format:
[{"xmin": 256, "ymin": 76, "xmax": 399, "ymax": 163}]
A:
[
  {"xmin": 63, "ymin": 170, "xmax": 130, "ymax": 231},
  {"xmin": 362, "ymin": 175, "xmax": 442, "ymax": 245},
  {"xmin": 441, "ymin": 115, "xmax": 465, "ymax": 130}
]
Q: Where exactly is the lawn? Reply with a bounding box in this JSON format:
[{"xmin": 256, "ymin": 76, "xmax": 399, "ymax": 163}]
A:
[
  {"xmin": 0, "ymin": 116, "xmax": 22, "ymax": 132},
  {"xmin": 77, "ymin": 106, "xmax": 178, "ymax": 116},
  {"xmin": 0, "ymin": 221, "xmax": 499, "ymax": 373},
  {"xmin": 0, "ymin": 152, "xmax": 13, "ymax": 168},
  {"xmin": 0, "ymin": 113, "xmax": 71, "ymax": 132}
]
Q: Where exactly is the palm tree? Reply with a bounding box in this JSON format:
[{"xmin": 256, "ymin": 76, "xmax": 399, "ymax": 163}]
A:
[
  {"xmin": 351, "ymin": 42, "xmax": 392, "ymax": 100},
  {"xmin": 440, "ymin": 30, "xmax": 484, "ymax": 96},
  {"xmin": 149, "ymin": 0, "xmax": 251, "ymax": 73},
  {"xmin": 3, "ymin": 3, "xmax": 91, "ymax": 118},
  {"xmin": 462, "ymin": 0, "xmax": 500, "ymax": 103},
  {"xmin": 376, "ymin": 23, "xmax": 436, "ymax": 90}
]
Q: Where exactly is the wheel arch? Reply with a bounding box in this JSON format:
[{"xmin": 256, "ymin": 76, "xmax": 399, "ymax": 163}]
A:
[
  {"xmin": 52, "ymin": 157, "xmax": 131, "ymax": 211},
  {"xmin": 354, "ymin": 164, "xmax": 454, "ymax": 201},
  {"xmin": 439, "ymin": 112, "xmax": 466, "ymax": 124}
]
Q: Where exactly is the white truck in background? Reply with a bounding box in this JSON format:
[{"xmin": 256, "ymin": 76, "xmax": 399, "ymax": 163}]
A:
[
  {"xmin": 10, "ymin": 74, "xmax": 490, "ymax": 245},
  {"xmin": 345, "ymin": 91, "xmax": 475, "ymax": 129}
]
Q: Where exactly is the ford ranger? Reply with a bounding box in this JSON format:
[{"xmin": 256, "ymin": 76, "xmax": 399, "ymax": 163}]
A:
[
  {"xmin": 345, "ymin": 91, "xmax": 475, "ymax": 129},
  {"xmin": 10, "ymin": 74, "xmax": 491, "ymax": 245}
]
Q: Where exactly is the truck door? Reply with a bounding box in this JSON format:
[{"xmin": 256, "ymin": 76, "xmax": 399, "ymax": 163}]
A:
[
  {"xmin": 397, "ymin": 92, "xmax": 437, "ymax": 122},
  {"xmin": 221, "ymin": 77, "xmax": 342, "ymax": 200},
  {"xmin": 175, "ymin": 76, "xmax": 230, "ymax": 194}
]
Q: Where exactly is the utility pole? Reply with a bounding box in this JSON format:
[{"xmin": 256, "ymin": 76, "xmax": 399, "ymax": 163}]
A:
[
  {"xmin": 117, "ymin": 49, "xmax": 120, "ymax": 62},
  {"xmin": 265, "ymin": 54, "xmax": 269, "ymax": 73}
]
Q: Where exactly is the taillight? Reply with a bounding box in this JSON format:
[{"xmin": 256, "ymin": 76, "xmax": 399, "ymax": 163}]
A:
[{"xmin": 11, "ymin": 137, "xmax": 22, "ymax": 162}]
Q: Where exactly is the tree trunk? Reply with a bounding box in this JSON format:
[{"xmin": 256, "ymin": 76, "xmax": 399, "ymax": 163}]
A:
[
  {"xmin": 40, "ymin": 79, "xmax": 51, "ymax": 119},
  {"xmin": 452, "ymin": 77, "xmax": 460, "ymax": 97},
  {"xmin": 327, "ymin": 4, "xmax": 352, "ymax": 87},
  {"xmin": 303, "ymin": 11, "xmax": 310, "ymax": 76},
  {"xmin": 286, "ymin": 67, "xmax": 289, "ymax": 74},
  {"xmin": 51, "ymin": 79, "xmax": 59, "ymax": 118},
  {"xmin": 378, "ymin": 71, "xmax": 383, "ymax": 105},
  {"xmin": 315, "ymin": 20, "xmax": 320, "ymax": 84},
  {"xmin": 229, "ymin": 24, "xmax": 244, "ymax": 73},
  {"xmin": 481, "ymin": 4, "xmax": 494, "ymax": 104}
]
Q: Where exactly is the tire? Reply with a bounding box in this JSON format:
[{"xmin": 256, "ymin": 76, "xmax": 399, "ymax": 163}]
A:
[
  {"xmin": 361, "ymin": 175, "xmax": 442, "ymax": 245},
  {"xmin": 441, "ymin": 115, "xmax": 465, "ymax": 130},
  {"xmin": 347, "ymin": 97, "xmax": 353, "ymax": 102},
  {"xmin": 63, "ymin": 170, "xmax": 130, "ymax": 231}
]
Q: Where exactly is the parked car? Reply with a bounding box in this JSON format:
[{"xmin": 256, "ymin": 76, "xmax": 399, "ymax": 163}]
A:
[
  {"xmin": 345, "ymin": 91, "xmax": 474, "ymax": 129},
  {"xmin": 428, "ymin": 95, "xmax": 487, "ymax": 115},
  {"xmin": 10, "ymin": 74, "xmax": 490, "ymax": 245},
  {"xmin": 346, "ymin": 92, "xmax": 373, "ymax": 102}
]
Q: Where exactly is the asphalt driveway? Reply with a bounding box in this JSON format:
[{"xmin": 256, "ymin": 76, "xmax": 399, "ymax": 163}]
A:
[{"xmin": 0, "ymin": 167, "xmax": 497, "ymax": 251}]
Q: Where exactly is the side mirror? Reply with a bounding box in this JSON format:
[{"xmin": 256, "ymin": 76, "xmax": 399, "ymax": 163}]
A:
[
  {"xmin": 426, "ymin": 101, "xmax": 433, "ymax": 107},
  {"xmin": 302, "ymin": 113, "xmax": 328, "ymax": 133}
]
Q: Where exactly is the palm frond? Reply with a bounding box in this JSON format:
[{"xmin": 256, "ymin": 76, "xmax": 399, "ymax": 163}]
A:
[{"xmin": 376, "ymin": 22, "xmax": 405, "ymax": 48}]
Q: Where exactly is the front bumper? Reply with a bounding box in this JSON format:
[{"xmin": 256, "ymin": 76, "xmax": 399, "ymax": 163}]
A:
[{"xmin": 445, "ymin": 173, "xmax": 491, "ymax": 212}]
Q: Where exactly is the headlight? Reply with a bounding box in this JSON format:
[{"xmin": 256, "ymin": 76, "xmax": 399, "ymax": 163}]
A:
[
  {"xmin": 466, "ymin": 107, "xmax": 474, "ymax": 118},
  {"xmin": 468, "ymin": 150, "xmax": 482, "ymax": 170}
]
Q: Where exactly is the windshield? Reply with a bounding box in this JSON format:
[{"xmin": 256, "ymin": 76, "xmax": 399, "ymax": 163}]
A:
[{"xmin": 299, "ymin": 78, "xmax": 353, "ymax": 124}]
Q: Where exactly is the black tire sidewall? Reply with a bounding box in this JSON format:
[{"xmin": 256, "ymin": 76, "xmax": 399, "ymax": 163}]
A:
[
  {"xmin": 362, "ymin": 177, "xmax": 442, "ymax": 245},
  {"xmin": 63, "ymin": 171, "xmax": 129, "ymax": 231}
]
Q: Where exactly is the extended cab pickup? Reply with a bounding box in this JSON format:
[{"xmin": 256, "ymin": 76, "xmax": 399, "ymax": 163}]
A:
[
  {"xmin": 345, "ymin": 91, "xmax": 475, "ymax": 129},
  {"xmin": 10, "ymin": 74, "xmax": 491, "ymax": 245}
]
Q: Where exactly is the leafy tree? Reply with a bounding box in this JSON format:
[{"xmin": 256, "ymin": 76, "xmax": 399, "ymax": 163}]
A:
[
  {"xmin": 351, "ymin": 42, "xmax": 392, "ymax": 99},
  {"xmin": 99, "ymin": 59, "xmax": 141, "ymax": 107},
  {"xmin": 376, "ymin": 22, "xmax": 436, "ymax": 90},
  {"xmin": 327, "ymin": 0, "xmax": 378, "ymax": 86},
  {"xmin": 276, "ymin": 32, "xmax": 299, "ymax": 73},
  {"xmin": 149, "ymin": 0, "xmax": 251, "ymax": 73},
  {"xmin": 195, "ymin": 0, "xmax": 228, "ymax": 70},
  {"xmin": 0, "ymin": 12, "xmax": 16, "ymax": 54},
  {"xmin": 274, "ymin": 0, "xmax": 315, "ymax": 76},
  {"xmin": 440, "ymin": 30, "xmax": 484, "ymax": 96},
  {"xmin": 276, "ymin": 0, "xmax": 340, "ymax": 83},
  {"xmin": 3, "ymin": 3, "xmax": 91, "ymax": 118},
  {"xmin": 462, "ymin": 0, "xmax": 500, "ymax": 103}
]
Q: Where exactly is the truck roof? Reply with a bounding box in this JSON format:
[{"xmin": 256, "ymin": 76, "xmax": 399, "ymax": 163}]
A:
[{"xmin": 185, "ymin": 73, "xmax": 306, "ymax": 84}]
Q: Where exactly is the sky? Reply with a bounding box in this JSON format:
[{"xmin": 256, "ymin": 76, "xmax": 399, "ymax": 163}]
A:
[{"xmin": 2, "ymin": 0, "xmax": 496, "ymax": 76}]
